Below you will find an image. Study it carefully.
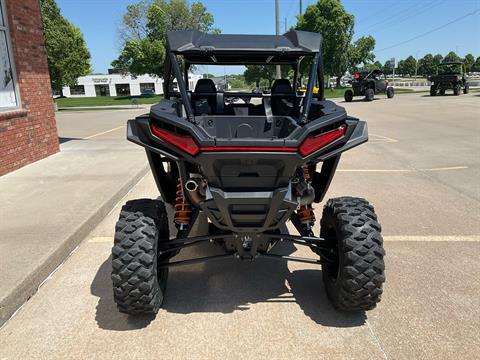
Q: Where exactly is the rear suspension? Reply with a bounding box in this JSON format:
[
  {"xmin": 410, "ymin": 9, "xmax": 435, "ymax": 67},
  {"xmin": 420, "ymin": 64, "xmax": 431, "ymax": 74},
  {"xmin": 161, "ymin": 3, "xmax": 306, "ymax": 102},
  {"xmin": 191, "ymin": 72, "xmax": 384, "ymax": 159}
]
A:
[
  {"xmin": 296, "ymin": 165, "xmax": 316, "ymax": 227},
  {"xmin": 174, "ymin": 178, "xmax": 192, "ymax": 229}
]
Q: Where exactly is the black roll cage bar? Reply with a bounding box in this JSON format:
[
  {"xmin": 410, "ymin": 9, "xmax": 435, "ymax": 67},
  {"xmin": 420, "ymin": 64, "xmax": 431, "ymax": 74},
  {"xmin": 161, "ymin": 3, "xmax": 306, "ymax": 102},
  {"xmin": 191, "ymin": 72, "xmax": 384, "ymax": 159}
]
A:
[{"xmin": 163, "ymin": 48, "xmax": 324, "ymax": 125}]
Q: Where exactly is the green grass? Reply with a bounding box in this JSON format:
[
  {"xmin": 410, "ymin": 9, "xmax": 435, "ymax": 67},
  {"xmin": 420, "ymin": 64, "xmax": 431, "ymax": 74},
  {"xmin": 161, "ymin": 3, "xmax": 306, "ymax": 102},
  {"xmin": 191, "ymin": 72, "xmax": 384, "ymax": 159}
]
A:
[{"xmin": 55, "ymin": 95, "xmax": 163, "ymax": 108}]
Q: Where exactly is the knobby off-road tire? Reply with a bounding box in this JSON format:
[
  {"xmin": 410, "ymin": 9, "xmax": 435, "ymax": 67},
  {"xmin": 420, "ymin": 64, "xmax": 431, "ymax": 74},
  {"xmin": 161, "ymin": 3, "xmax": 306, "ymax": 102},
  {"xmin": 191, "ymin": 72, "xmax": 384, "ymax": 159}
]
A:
[
  {"xmin": 430, "ymin": 85, "xmax": 437, "ymax": 96},
  {"xmin": 111, "ymin": 199, "xmax": 169, "ymax": 314},
  {"xmin": 344, "ymin": 89, "xmax": 353, "ymax": 102},
  {"xmin": 386, "ymin": 87, "xmax": 394, "ymax": 99},
  {"xmin": 320, "ymin": 197, "xmax": 385, "ymax": 312},
  {"xmin": 464, "ymin": 84, "xmax": 470, "ymax": 94},
  {"xmin": 365, "ymin": 88, "xmax": 374, "ymax": 102},
  {"xmin": 453, "ymin": 84, "xmax": 461, "ymax": 96}
]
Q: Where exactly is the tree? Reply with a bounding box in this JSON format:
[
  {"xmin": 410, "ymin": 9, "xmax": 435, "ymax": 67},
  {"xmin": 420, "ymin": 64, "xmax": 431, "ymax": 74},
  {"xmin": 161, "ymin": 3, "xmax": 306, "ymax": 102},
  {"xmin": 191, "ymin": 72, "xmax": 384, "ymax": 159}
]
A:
[
  {"xmin": 244, "ymin": 65, "xmax": 276, "ymax": 88},
  {"xmin": 443, "ymin": 51, "xmax": 460, "ymax": 63},
  {"xmin": 361, "ymin": 61, "xmax": 382, "ymax": 71},
  {"xmin": 433, "ymin": 54, "xmax": 443, "ymax": 65},
  {"xmin": 397, "ymin": 56, "xmax": 417, "ymax": 76},
  {"xmin": 112, "ymin": 0, "xmax": 219, "ymax": 77},
  {"xmin": 348, "ymin": 36, "xmax": 376, "ymax": 73},
  {"xmin": 417, "ymin": 54, "xmax": 436, "ymax": 76},
  {"xmin": 463, "ymin": 54, "xmax": 475, "ymax": 73},
  {"xmin": 472, "ymin": 56, "xmax": 480, "ymax": 72},
  {"xmin": 382, "ymin": 60, "xmax": 394, "ymax": 74},
  {"xmin": 41, "ymin": 0, "xmax": 91, "ymax": 92},
  {"xmin": 296, "ymin": 0, "xmax": 356, "ymax": 87}
]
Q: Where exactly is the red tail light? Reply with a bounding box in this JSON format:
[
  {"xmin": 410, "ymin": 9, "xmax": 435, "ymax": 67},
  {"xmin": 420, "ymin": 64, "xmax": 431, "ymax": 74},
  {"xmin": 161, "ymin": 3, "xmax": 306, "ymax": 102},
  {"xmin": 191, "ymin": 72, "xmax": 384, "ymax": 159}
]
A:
[
  {"xmin": 354, "ymin": 73, "xmax": 360, "ymax": 79},
  {"xmin": 150, "ymin": 123, "xmax": 200, "ymax": 156},
  {"xmin": 299, "ymin": 125, "xmax": 346, "ymax": 157}
]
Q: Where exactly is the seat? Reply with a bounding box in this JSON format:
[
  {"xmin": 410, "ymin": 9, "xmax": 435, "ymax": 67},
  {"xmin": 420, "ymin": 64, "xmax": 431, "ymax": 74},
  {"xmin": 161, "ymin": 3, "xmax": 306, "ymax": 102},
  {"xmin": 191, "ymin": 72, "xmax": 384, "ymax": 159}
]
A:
[
  {"xmin": 193, "ymin": 79, "xmax": 217, "ymax": 115},
  {"xmin": 270, "ymin": 79, "xmax": 295, "ymax": 116}
]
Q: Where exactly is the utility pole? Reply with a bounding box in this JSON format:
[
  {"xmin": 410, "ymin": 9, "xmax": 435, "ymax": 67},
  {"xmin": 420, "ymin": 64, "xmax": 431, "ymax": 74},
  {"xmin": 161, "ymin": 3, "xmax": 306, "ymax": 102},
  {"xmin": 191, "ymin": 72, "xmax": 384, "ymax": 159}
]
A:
[
  {"xmin": 300, "ymin": 0, "xmax": 303, "ymax": 15},
  {"xmin": 285, "ymin": 17, "xmax": 287, "ymax": 32},
  {"xmin": 414, "ymin": 52, "xmax": 418, "ymax": 80},
  {"xmin": 275, "ymin": 0, "xmax": 281, "ymax": 79}
]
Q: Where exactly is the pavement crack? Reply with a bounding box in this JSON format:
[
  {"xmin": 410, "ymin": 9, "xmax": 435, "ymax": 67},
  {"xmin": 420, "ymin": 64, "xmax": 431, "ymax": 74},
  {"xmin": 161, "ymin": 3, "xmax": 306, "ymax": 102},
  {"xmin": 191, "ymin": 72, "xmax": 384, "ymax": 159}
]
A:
[{"xmin": 366, "ymin": 319, "xmax": 388, "ymax": 360}]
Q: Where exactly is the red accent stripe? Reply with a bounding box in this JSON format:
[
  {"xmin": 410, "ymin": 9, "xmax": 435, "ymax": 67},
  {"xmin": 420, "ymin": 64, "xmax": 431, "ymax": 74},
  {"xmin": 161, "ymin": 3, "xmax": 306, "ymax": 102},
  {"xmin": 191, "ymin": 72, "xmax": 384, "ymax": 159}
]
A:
[{"xmin": 200, "ymin": 146, "xmax": 297, "ymax": 152}]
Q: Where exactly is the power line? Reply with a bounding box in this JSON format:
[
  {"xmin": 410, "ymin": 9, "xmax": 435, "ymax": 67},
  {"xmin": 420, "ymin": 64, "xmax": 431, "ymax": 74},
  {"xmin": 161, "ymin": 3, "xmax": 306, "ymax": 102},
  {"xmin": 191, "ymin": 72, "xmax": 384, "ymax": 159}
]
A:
[
  {"xmin": 357, "ymin": 1, "xmax": 433, "ymax": 33},
  {"xmin": 376, "ymin": 9, "xmax": 479, "ymax": 52}
]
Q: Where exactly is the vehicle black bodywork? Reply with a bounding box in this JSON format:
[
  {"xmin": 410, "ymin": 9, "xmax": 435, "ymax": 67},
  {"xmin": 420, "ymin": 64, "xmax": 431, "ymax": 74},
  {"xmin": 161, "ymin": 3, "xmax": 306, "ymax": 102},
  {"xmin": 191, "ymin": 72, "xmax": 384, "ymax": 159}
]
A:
[
  {"xmin": 344, "ymin": 69, "xmax": 394, "ymax": 102},
  {"xmin": 112, "ymin": 30, "xmax": 385, "ymax": 314},
  {"xmin": 429, "ymin": 62, "xmax": 469, "ymax": 96}
]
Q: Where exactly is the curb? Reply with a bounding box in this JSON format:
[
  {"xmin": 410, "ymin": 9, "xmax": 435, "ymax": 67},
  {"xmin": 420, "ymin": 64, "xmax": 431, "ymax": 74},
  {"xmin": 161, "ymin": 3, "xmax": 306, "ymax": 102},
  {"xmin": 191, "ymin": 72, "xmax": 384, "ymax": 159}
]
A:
[{"xmin": 0, "ymin": 165, "xmax": 150, "ymax": 327}]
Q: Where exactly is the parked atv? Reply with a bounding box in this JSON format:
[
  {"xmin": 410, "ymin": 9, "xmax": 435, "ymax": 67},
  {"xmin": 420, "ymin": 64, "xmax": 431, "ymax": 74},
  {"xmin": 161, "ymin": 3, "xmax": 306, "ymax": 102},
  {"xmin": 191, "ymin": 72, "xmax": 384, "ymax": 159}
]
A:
[
  {"xmin": 344, "ymin": 69, "xmax": 394, "ymax": 102},
  {"xmin": 111, "ymin": 30, "xmax": 385, "ymax": 315},
  {"xmin": 429, "ymin": 62, "xmax": 469, "ymax": 96}
]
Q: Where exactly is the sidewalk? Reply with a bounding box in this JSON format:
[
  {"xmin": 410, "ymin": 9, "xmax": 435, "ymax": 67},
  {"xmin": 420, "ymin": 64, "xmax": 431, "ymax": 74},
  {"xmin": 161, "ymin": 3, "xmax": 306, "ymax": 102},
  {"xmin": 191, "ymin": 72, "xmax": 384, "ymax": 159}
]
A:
[{"xmin": 0, "ymin": 139, "xmax": 149, "ymax": 325}]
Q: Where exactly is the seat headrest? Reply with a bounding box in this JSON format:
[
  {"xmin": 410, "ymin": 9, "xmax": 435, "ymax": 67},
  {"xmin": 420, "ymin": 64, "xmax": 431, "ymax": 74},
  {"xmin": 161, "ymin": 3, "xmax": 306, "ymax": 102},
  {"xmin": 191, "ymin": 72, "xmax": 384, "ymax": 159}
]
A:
[
  {"xmin": 271, "ymin": 79, "xmax": 293, "ymax": 94},
  {"xmin": 195, "ymin": 79, "xmax": 217, "ymax": 93}
]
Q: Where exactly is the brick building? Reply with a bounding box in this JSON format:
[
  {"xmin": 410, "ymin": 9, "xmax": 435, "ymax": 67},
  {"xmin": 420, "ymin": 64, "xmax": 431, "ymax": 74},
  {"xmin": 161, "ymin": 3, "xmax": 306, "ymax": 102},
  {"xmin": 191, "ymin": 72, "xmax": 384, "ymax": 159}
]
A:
[{"xmin": 0, "ymin": 0, "xmax": 59, "ymax": 176}]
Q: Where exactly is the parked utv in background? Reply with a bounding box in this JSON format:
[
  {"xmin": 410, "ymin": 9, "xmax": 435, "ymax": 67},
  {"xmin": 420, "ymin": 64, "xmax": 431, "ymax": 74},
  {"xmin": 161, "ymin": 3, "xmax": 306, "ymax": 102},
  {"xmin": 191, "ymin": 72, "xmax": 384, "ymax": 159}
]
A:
[
  {"xmin": 344, "ymin": 69, "xmax": 394, "ymax": 102},
  {"xmin": 429, "ymin": 62, "xmax": 469, "ymax": 96},
  {"xmin": 111, "ymin": 30, "xmax": 385, "ymax": 316}
]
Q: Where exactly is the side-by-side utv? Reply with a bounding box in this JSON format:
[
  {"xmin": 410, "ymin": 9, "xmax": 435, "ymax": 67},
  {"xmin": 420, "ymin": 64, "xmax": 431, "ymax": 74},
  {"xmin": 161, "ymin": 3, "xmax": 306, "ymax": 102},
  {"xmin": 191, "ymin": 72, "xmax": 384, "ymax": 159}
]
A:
[
  {"xmin": 429, "ymin": 62, "xmax": 469, "ymax": 96},
  {"xmin": 111, "ymin": 30, "xmax": 385, "ymax": 315},
  {"xmin": 344, "ymin": 69, "xmax": 394, "ymax": 102}
]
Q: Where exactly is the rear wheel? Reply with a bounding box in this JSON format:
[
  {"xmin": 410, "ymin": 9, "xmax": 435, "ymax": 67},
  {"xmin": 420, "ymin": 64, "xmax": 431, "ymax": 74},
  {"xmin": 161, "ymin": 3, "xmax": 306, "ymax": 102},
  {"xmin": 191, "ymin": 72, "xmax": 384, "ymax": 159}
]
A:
[
  {"xmin": 430, "ymin": 85, "xmax": 437, "ymax": 96},
  {"xmin": 365, "ymin": 88, "xmax": 374, "ymax": 102},
  {"xmin": 344, "ymin": 89, "xmax": 353, "ymax": 102},
  {"xmin": 453, "ymin": 84, "xmax": 461, "ymax": 96},
  {"xmin": 386, "ymin": 87, "xmax": 394, "ymax": 99},
  {"xmin": 439, "ymin": 89, "xmax": 445, "ymax": 96},
  {"xmin": 464, "ymin": 84, "xmax": 470, "ymax": 94},
  {"xmin": 111, "ymin": 199, "xmax": 170, "ymax": 314},
  {"xmin": 320, "ymin": 197, "xmax": 385, "ymax": 312}
]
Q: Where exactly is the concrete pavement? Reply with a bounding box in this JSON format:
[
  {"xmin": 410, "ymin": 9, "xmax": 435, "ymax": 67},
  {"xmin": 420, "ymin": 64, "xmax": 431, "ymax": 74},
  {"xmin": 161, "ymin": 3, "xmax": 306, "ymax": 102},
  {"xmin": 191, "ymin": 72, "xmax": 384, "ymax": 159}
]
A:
[
  {"xmin": 0, "ymin": 93, "xmax": 479, "ymax": 359},
  {"xmin": 0, "ymin": 108, "xmax": 148, "ymax": 325}
]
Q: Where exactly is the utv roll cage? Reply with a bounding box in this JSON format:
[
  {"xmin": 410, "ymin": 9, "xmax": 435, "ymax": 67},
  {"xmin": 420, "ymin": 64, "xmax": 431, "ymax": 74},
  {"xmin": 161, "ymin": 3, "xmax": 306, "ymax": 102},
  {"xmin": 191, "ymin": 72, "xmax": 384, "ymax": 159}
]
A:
[{"xmin": 163, "ymin": 30, "xmax": 324, "ymax": 124}]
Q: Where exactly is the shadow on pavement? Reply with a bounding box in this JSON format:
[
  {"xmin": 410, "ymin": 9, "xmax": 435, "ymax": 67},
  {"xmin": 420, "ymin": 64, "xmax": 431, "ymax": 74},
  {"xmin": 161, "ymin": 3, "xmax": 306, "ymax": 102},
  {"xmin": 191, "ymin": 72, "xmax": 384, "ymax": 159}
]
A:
[
  {"xmin": 91, "ymin": 240, "xmax": 365, "ymax": 331},
  {"xmin": 90, "ymin": 256, "xmax": 156, "ymax": 331},
  {"xmin": 340, "ymin": 98, "xmax": 381, "ymax": 103},
  {"xmin": 58, "ymin": 137, "xmax": 84, "ymax": 144}
]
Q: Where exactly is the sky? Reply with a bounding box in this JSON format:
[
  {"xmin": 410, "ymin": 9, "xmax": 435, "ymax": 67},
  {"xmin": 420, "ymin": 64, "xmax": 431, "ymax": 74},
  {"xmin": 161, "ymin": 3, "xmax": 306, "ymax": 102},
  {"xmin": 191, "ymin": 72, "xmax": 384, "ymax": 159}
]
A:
[{"xmin": 57, "ymin": 0, "xmax": 480, "ymax": 75}]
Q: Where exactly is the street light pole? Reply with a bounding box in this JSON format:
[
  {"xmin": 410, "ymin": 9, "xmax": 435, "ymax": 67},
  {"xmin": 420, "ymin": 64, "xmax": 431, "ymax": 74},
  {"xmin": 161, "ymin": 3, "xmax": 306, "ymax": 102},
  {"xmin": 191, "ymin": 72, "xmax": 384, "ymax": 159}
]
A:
[
  {"xmin": 275, "ymin": 0, "xmax": 281, "ymax": 79},
  {"xmin": 300, "ymin": 0, "xmax": 303, "ymax": 15}
]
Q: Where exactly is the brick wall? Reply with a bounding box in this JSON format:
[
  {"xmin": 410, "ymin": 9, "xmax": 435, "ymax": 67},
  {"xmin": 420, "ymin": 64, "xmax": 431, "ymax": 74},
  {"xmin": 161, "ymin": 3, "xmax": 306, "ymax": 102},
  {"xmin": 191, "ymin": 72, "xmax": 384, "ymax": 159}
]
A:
[{"xmin": 0, "ymin": 0, "xmax": 59, "ymax": 176}]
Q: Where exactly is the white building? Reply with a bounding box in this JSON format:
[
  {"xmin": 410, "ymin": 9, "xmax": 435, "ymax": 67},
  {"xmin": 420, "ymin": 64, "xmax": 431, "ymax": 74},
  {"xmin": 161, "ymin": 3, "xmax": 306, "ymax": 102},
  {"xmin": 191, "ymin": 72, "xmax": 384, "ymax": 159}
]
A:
[{"xmin": 62, "ymin": 73, "xmax": 203, "ymax": 98}]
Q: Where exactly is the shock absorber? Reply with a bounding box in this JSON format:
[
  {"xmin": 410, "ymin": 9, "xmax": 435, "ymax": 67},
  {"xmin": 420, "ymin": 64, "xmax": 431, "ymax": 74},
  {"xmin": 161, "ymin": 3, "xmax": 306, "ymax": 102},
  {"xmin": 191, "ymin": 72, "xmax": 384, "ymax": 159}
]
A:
[
  {"xmin": 297, "ymin": 165, "xmax": 316, "ymax": 225},
  {"xmin": 174, "ymin": 178, "xmax": 192, "ymax": 229}
]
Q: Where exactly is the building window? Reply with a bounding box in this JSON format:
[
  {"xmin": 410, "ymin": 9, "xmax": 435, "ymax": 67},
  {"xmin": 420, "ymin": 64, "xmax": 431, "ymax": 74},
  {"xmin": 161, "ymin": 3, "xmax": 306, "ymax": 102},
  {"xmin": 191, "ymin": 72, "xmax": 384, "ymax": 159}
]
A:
[
  {"xmin": 0, "ymin": 0, "xmax": 18, "ymax": 110},
  {"xmin": 95, "ymin": 84, "xmax": 110, "ymax": 97},
  {"xmin": 70, "ymin": 85, "xmax": 85, "ymax": 95},
  {"xmin": 115, "ymin": 84, "xmax": 130, "ymax": 97},
  {"xmin": 140, "ymin": 83, "xmax": 155, "ymax": 95}
]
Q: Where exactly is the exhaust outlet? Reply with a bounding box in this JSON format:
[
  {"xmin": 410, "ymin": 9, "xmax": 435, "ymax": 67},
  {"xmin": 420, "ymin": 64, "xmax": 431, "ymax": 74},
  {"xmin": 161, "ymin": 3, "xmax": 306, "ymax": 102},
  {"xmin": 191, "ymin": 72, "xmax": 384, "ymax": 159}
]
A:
[{"xmin": 185, "ymin": 178, "xmax": 206, "ymax": 206}]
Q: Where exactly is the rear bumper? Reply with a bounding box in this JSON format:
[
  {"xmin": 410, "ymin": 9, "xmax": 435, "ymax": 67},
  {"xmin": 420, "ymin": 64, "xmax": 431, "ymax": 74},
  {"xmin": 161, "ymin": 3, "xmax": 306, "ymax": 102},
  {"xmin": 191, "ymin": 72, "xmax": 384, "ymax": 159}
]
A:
[{"xmin": 200, "ymin": 186, "xmax": 297, "ymax": 233}]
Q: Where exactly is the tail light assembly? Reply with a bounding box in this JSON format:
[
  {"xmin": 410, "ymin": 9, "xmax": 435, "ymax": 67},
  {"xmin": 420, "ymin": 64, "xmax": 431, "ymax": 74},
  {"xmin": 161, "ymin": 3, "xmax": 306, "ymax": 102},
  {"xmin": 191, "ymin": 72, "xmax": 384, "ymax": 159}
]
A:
[
  {"xmin": 150, "ymin": 123, "xmax": 200, "ymax": 156},
  {"xmin": 298, "ymin": 124, "xmax": 346, "ymax": 156}
]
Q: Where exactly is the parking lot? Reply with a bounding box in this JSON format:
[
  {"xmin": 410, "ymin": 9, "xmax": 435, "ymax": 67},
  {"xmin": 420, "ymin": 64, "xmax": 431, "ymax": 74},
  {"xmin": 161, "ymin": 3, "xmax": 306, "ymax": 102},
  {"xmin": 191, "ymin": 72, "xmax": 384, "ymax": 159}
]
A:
[{"xmin": 0, "ymin": 93, "xmax": 479, "ymax": 359}]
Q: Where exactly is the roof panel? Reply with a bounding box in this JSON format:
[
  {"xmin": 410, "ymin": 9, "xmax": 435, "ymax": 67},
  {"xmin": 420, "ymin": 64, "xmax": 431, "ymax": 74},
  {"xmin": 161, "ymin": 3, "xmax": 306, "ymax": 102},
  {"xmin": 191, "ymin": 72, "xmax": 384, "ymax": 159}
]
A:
[{"xmin": 167, "ymin": 30, "xmax": 322, "ymax": 56}]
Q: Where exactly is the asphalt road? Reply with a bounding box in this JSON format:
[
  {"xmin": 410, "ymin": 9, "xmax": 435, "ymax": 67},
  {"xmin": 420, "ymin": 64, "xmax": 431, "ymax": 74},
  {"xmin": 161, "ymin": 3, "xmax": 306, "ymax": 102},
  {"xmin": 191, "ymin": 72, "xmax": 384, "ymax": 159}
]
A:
[{"xmin": 0, "ymin": 93, "xmax": 479, "ymax": 359}]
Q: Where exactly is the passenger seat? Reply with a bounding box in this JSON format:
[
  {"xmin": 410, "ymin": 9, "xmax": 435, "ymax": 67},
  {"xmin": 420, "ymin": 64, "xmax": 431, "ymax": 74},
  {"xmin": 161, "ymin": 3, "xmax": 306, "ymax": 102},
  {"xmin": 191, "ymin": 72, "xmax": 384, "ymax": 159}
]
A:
[{"xmin": 193, "ymin": 79, "xmax": 223, "ymax": 115}]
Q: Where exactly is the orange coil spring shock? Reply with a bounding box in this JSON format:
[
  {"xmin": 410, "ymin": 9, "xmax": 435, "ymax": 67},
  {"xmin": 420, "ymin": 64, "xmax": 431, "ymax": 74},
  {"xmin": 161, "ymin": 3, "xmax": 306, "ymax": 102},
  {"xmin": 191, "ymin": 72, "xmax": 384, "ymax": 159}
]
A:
[
  {"xmin": 297, "ymin": 165, "xmax": 316, "ymax": 224},
  {"xmin": 174, "ymin": 178, "xmax": 192, "ymax": 226}
]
